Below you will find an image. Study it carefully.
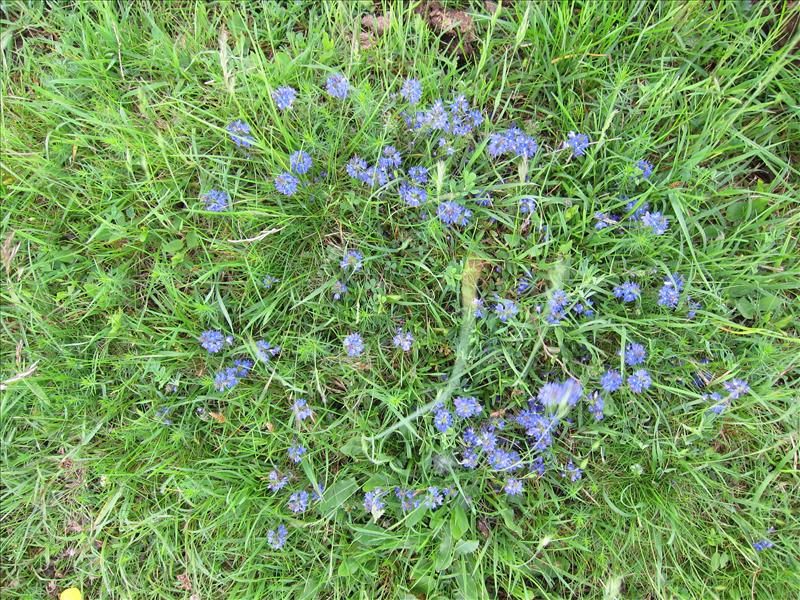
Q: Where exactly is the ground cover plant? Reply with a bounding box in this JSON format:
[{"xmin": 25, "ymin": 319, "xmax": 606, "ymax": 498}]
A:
[{"xmin": 1, "ymin": 1, "xmax": 799, "ymax": 598}]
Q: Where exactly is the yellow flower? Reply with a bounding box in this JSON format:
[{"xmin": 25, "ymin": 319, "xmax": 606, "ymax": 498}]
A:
[{"xmin": 60, "ymin": 588, "xmax": 82, "ymax": 600}]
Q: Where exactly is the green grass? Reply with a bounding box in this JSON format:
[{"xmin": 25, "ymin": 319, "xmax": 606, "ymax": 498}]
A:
[{"xmin": 2, "ymin": 1, "xmax": 799, "ymax": 598}]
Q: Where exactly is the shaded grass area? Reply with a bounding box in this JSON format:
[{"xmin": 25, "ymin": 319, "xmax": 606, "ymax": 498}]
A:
[{"xmin": 2, "ymin": 1, "xmax": 799, "ymax": 598}]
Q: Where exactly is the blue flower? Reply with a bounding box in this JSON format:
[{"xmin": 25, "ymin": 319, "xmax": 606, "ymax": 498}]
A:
[
  {"xmin": 290, "ymin": 150, "xmax": 312, "ymax": 175},
  {"xmin": 325, "ymin": 73, "xmax": 350, "ymax": 99},
  {"xmin": 462, "ymin": 427, "xmax": 479, "ymax": 447},
  {"xmin": 573, "ymin": 299, "xmax": 595, "ymax": 317},
  {"xmin": 547, "ymin": 289, "xmax": 569, "ymax": 324},
  {"xmin": 202, "ymin": 189, "xmax": 229, "ymax": 212},
  {"xmin": 600, "ymin": 369, "xmax": 623, "ymax": 393},
  {"xmin": 454, "ymin": 396, "xmax": 482, "ymax": 418},
  {"xmin": 594, "ymin": 211, "xmax": 619, "ymax": 230},
  {"xmin": 288, "ymin": 444, "xmax": 307, "ymax": 463},
  {"xmin": 753, "ymin": 539, "xmax": 774, "ymax": 552},
  {"xmin": 687, "ymin": 297, "xmax": 701, "ymax": 319},
  {"xmin": 409, "ymin": 95, "xmax": 483, "ymax": 139},
  {"xmin": 399, "ymin": 181, "xmax": 427, "ymax": 207},
  {"xmin": 292, "ymin": 398, "xmax": 313, "ymax": 421},
  {"xmin": 723, "ymin": 378, "xmax": 750, "ymax": 399},
  {"xmin": 394, "ymin": 487, "xmax": 421, "ymax": 511},
  {"xmin": 311, "ymin": 484, "xmax": 325, "ymax": 502},
  {"xmin": 332, "ymin": 280, "xmax": 348, "ymax": 300},
  {"xmin": 642, "ymin": 211, "xmax": 669, "ymax": 235},
  {"xmin": 268, "ymin": 469, "xmax": 289, "ymax": 492},
  {"xmin": 667, "ymin": 272, "xmax": 685, "ymax": 291},
  {"xmin": 519, "ymin": 412, "xmax": 558, "ymax": 451},
  {"xmin": 226, "ymin": 120, "xmax": 254, "ymax": 148},
  {"xmin": 199, "ymin": 330, "xmax": 225, "ymax": 353},
  {"xmin": 346, "ymin": 155, "xmax": 368, "ymax": 180},
  {"xmin": 472, "ymin": 298, "xmax": 485, "ymax": 318},
  {"xmin": 424, "ymin": 100, "xmax": 449, "ymax": 129},
  {"xmin": 587, "ymin": 391, "xmax": 604, "ymax": 421},
  {"xmin": 561, "ymin": 459, "xmax": 583, "ymax": 482},
  {"xmin": 256, "ymin": 340, "xmax": 281, "ymax": 362},
  {"xmin": 272, "ymin": 86, "xmax": 297, "ymax": 111},
  {"xmin": 392, "ymin": 328, "xmax": 414, "ymax": 352},
  {"xmin": 635, "ymin": 159, "xmax": 654, "ymax": 180},
  {"xmin": 613, "ymin": 281, "xmax": 640, "ymax": 303},
  {"xmin": 400, "ymin": 78, "xmax": 423, "ymax": 104},
  {"xmin": 704, "ymin": 392, "xmax": 727, "ymax": 414},
  {"xmin": 433, "ymin": 406, "xmax": 453, "ymax": 433},
  {"xmin": 537, "ymin": 379, "xmax": 583, "ymax": 409},
  {"xmin": 363, "ymin": 488, "xmax": 385, "ymax": 513},
  {"xmin": 658, "ymin": 285, "xmax": 679, "ymax": 308},
  {"xmin": 517, "ymin": 277, "xmax": 532, "ymax": 295},
  {"xmin": 493, "ymin": 298, "xmax": 519, "ymax": 322},
  {"xmin": 343, "ymin": 333, "xmax": 365, "ymax": 357},
  {"xmin": 287, "ymin": 490, "xmax": 309, "ymax": 513},
  {"xmin": 461, "ymin": 447, "xmax": 480, "ymax": 468},
  {"xmin": 487, "ymin": 126, "xmax": 538, "ymax": 159},
  {"xmin": 378, "ymin": 146, "xmax": 402, "ymax": 171},
  {"xmin": 214, "ymin": 367, "xmax": 240, "ymax": 392},
  {"xmin": 625, "ymin": 199, "xmax": 650, "ymax": 221},
  {"xmin": 530, "ymin": 456, "xmax": 546, "ymax": 476},
  {"xmin": 519, "ymin": 197, "xmax": 537, "ymax": 214},
  {"xmin": 657, "ymin": 273, "xmax": 684, "ymax": 309},
  {"xmin": 233, "ymin": 358, "xmax": 253, "ymax": 378},
  {"xmin": 477, "ymin": 427, "xmax": 499, "ymax": 452},
  {"xmin": 274, "ymin": 172, "xmax": 299, "ymax": 196},
  {"xmin": 437, "ymin": 201, "xmax": 472, "ymax": 226},
  {"xmin": 564, "ymin": 131, "xmax": 590, "ymax": 157},
  {"xmin": 408, "ymin": 166, "xmax": 429, "ymax": 185},
  {"xmin": 623, "ymin": 342, "xmax": 647, "ymax": 366},
  {"xmin": 267, "ymin": 524, "xmax": 288, "ymax": 549},
  {"xmin": 628, "ymin": 369, "xmax": 652, "ymax": 393},
  {"xmin": 423, "ymin": 486, "xmax": 445, "ymax": 509},
  {"xmin": 262, "ymin": 275, "xmax": 280, "ymax": 289},
  {"xmin": 504, "ymin": 477, "xmax": 523, "ymax": 496},
  {"xmin": 487, "ymin": 448, "xmax": 521, "ymax": 472},
  {"xmin": 340, "ymin": 250, "xmax": 363, "ymax": 272}
]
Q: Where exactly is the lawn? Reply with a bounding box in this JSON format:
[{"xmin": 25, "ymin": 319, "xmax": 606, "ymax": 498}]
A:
[{"xmin": 1, "ymin": 1, "xmax": 799, "ymax": 598}]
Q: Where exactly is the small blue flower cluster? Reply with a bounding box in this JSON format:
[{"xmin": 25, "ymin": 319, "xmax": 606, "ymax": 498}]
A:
[
  {"xmin": 340, "ymin": 249, "xmax": 363, "ymax": 272},
  {"xmin": 487, "ymin": 126, "xmax": 539, "ymax": 159},
  {"xmin": 657, "ymin": 273, "xmax": 700, "ymax": 317},
  {"xmin": 365, "ymin": 485, "xmax": 457, "ymax": 516},
  {"xmin": 213, "ymin": 358, "xmax": 254, "ymax": 392},
  {"xmin": 436, "ymin": 201, "xmax": 473, "ymax": 227},
  {"xmin": 753, "ymin": 538, "xmax": 774, "ymax": 552},
  {"xmin": 546, "ymin": 289, "xmax": 571, "ymax": 324},
  {"xmin": 267, "ymin": 524, "xmax": 288, "ymax": 550},
  {"xmin": 199, "ymin": 330, "xmax": 230, "ymax": 353},
  {"xmin": 404, "ymin": 94, "xmax": 484, "ymax": 142},
  {"xmin": 704, "ymin": 377, "xmax": 750, "ymax": 414},
  {"xmin": 343, "ymin": 332, "xmax": 365, "ymax": 357},
  {"xmin": 272, "ymin": 86, "xmax": 297, "ymax": 111},
  {"xmin": 392, "ymin": 328, "xmax": 414, "ymax": 352},
  {"xmin": 196, "ymin": 331, "xmax": 276, "ymax": 392},
  {"xmin": 493, "ymin": 297, "xmax": 519, "ymax": 323},
  {"xmin": 201, "ymin": 189, "xmax": 229, "ymax": 212},
  {"xmin": 292, "ymin": 398, "xmax": 313, "ymax": 421},
  {"xmin": 594, "ymin": 196, "xmax": 670, "ymax": 236},
  {"xmin": 613, "ymin": 281, "xmax": 641, "ymax": 303},
  {"xmin": 399, "ymin": 78, "xmax": 423, "ymax": 105},
  {"xmin": 325, "ymin": 73, "xmax": 350, "ymax": 99},
  {"xmin": 226, "ymin": 120, "xmax": 255, "ymax": 148},
  {"xmin": 256, "ymin": 340, "xmax": 281, "ymax": 362},
  {"xmin": 563, "ymin": 131, "xmax": 591, "ymax": 157}
]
